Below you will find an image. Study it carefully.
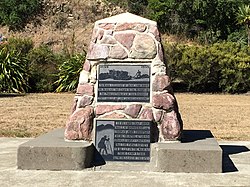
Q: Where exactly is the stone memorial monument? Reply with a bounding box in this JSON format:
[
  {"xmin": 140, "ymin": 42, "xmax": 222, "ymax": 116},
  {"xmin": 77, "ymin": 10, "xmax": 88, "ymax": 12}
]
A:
[
  {"xmin": 17, "ymin": 13, "xmax": 222, "ymax": 172},
  {"xmin": 64, "ymin": 12, "xmax": 183, "ymax": 144},
  {"xmin": 63, "ymin": 12, "xmax": 183, "ymax": 162}
]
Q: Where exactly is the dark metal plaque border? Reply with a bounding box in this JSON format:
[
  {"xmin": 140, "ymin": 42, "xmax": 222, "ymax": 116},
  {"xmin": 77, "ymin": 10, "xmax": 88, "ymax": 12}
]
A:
[{"xmin": 97, "ymin": 63, "xmax": 151, "ymax": 103}]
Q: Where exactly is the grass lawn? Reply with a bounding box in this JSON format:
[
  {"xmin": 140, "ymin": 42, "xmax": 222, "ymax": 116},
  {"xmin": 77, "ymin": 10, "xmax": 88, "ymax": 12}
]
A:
[{"xmin": 0, "ymin": 93, "xmax": 249, "ymax": 141}]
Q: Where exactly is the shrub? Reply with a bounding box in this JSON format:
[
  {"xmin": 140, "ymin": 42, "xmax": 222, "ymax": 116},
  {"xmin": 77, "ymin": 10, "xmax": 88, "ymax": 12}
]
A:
[
  {"xmin": 165, "ymin": 42, "xmax": 250, "ymax": 93},
  {"xmin": 55, "ymin": 53, "xmax": 85, "ymax": 92},
  {"xmin": 0, "ymin": 0, "xmax": 42, "ymax": 30},
  {"xmin": 27, "ymin": 45, "xmax": 60, "ymax": 92},
  {"xmin": 3, "ymin": 37, "xmax": 34, "ymax": 55}
]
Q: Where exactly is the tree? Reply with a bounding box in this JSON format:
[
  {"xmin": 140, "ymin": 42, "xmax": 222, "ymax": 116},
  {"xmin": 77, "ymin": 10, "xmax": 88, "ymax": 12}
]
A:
[{"xmin": 237, "ymin": 4, "xmax": 250, "ymax": 46}]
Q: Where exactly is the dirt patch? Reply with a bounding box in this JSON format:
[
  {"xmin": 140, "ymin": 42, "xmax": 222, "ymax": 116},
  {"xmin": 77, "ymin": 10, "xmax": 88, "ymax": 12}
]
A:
[{"xmin": 0, "ymin": 93, "xmax": 249, "ymax": 140}]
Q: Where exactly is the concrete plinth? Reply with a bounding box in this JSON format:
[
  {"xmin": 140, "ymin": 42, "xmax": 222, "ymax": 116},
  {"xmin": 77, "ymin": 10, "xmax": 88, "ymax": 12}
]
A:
[
  {"xmin": 17, "ymin": 129, "xmax": 94, "ymax": 170},
  {"xmin": 17, "ymin": 129, "xmax": 222, "ymax": 173},
  {"xmin": 95, "ymin": 130, "xmax": 222, "ymax": 173},
  {"xmin": 152, "ymin": 130, "xmax": 223, "ymax": 173}
]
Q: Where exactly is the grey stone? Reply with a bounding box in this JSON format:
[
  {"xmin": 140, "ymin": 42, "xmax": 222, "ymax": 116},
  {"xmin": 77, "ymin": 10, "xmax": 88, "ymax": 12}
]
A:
[
  {"xmin": 109, "ymin": 45, "xmax": 128, "ymax": 59},
  {"xmin": 100, "ymin": 35, "xmax": 117, "ymax": 45},
  {"xmin": 78, "ymin": 95, "xmax": 93, "ymax": 108},
  {"xmin": 130, "ymin": 34, "xmax": 156, "ymax": 59}
]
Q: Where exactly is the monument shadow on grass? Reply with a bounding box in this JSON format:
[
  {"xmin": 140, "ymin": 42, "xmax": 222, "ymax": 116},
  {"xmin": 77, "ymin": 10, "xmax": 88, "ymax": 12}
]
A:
[{"xmin": 181, "ymin": 130, "xmax": 214, "ymax": 143}]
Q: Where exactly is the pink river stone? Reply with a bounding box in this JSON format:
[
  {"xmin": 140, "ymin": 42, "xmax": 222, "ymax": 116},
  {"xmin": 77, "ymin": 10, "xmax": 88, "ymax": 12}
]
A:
[
  {"xmin": 87, "ymin": 44, "xmax": 109, "ymax": 60},
  {"xmin": 124, "ymin": 104, "xmax": 142, "ymax": 118},
  {"xmin": 98, "ymin": 23, "xmax": 115, "ymax": 30},
  {"xmin": 114, "ymin": 33, "xmax": 135, "ymax": 50},
  {"xmin": 160, "ymin": 110, "xmax": 181, "ymax": 140},
  {"xmin": 65, "ymin": 106, "xmax": 94, "ymax": 140},
  {"xmin": 115, "ymin": 23, "xmax": 147, "ymax": 32},
  {"xmin": 76, "ymin": 83, "xmax": 94, "ymax": 96},
  {"xmin": 83, "ymin": 60, "xmax": 91, "ymax": 72},
  {"xmin": 139, "ymin": 108, "xmax": 154, "ymax": 120},
  {"xmin": 101, "ymin": 112, "xmax": 127, "ymax": 119},
  {"xmin": 95, "ymin": 105, "xmax": 126, "ymax": 115},
  {"xmin": 152, "ymin": 75, "xmax": 171, "ymax": 91},
  {"xmin": 153, "ymin": 92, "xmax": 175, "ymax": 110}
]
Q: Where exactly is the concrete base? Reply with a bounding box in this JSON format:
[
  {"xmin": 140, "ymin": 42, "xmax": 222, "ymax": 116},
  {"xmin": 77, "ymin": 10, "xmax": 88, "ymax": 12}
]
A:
[
  {"xmin": 151, "ymin": 130, "xmax": 223, "ymax": 173},
  {"xmin": 96, "ymin": 130, "xmax": 223, "ymax": 173},
  {"xmin": 17, "ymin": 129, "xmax": 94, "ymax": 170},
  {"xmin": 17, "ymin": 129, "xmax": 222, "ymax": 173}
]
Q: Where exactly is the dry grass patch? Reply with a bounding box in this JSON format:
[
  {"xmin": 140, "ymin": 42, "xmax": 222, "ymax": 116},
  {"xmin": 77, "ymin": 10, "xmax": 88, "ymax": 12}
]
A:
[
  {"xmin": 175, "ymin": 93, "xmax": 250, "ymax": 141},
  {"xmin": 0, "ymin": 93, "xmax": 249, "ymax": 141},
  {"xmin": 0, "ymin": 93, "xmax": 74, "ymax": 137}
]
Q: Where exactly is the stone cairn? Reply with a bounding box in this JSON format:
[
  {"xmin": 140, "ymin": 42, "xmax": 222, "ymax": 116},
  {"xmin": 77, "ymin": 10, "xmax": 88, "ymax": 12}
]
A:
[{"xmin": 65, "ymin": 13, "xmax": 183, "ymax": 142}]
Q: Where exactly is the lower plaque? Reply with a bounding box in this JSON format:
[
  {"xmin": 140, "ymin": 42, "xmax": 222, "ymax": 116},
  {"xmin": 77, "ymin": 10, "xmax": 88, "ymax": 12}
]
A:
[{"xmin": 95, "ymin": 119, "xmax": 151, "ymax": 162}]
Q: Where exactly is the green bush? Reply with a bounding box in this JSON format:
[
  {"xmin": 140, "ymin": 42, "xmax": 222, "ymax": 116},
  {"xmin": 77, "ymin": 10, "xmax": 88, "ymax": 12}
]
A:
[
  {"xmin": 0, "ymin": 0, "xmax": 42, "ymax": 30},
  {"xmin": 3, "ymin": 37, "xmax": 34, "ymax": 55},
  {"xmin": 27, "ymin": 45, "xmax": 60, "ymax": 92},
  {"xmin": 165, "ymin": 42, "xmax": 250, "ymax": 93},
  {"xmin": 0, "ymin": 47, "xmax": 29, "ymax": 93},
  {"xmin": 55, "ymin": 53, "xmax": 85, "ymax": 92}
]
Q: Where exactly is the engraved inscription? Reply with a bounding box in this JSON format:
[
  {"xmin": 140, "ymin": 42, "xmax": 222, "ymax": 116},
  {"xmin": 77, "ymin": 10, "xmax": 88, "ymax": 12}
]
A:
[
  {"xmin": 97, "ymin": 64, "xmax": 150, "ymax": 102},
  {"xmin": 95, "ymin": 120, "xmax": 151, "ymax": 162}
]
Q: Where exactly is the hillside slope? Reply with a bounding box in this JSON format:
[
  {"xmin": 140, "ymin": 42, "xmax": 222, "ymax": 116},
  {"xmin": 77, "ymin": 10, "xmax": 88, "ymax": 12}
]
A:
[{"xmin": 0, "ymin": 0, "xmax": 123, "ymax": 53}]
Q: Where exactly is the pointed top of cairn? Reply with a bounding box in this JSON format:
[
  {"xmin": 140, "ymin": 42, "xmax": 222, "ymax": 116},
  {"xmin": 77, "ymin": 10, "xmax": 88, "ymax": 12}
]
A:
[{"xmin": 95, "ymin": 12, "xmax": 157, "ymax": 25}]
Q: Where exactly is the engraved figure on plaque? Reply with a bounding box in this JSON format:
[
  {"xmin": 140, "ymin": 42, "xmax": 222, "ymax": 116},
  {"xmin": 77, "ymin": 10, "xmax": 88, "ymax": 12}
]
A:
[{"xmin": 95, "ymin": 121, "xmax": 115, "ymax": 160}]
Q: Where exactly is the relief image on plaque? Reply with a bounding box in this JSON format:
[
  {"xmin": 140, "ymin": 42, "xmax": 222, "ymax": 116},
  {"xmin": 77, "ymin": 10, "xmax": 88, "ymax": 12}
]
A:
[
  {"xmin": 95, "ymin": 119, "xmax": 151, "ymax": 162},
  {"xmin": 97, "ymin": 64, "xmax": 151, "ymax": 102},
  {"xmin": 95, "ymin": 120, "xmax": 115, "ymax": 161}
]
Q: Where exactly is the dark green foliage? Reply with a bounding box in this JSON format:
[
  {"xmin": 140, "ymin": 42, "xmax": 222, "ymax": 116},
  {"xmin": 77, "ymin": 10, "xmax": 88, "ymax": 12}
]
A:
[
  {"xmin": 0, "ymin": 0, "xmax": 42, "ymax": 30},
  {"xmin": 147, "ymin": 0, "xmax": 248, "ymax": 43},
  {"xmin": 55, "ymin": 53, "xmax": 85, "ymax": 92},
  {"xmin": 165, "ymin": 42, "xmax": 250, "ymax": 93},
  {"xmin": 227, "ymin": 27, "xmax": 248, "ymax": 45},
  {"xmin": 0, "ymin": 36, "xmax": 86, "ymax": 93},
  {"xmin": 105, "ymin": 0, "xmax": 249, "ymax": 44},
  {"xmin": 27, "ymin": 45, "xmax": 60, "ymax": 92}
]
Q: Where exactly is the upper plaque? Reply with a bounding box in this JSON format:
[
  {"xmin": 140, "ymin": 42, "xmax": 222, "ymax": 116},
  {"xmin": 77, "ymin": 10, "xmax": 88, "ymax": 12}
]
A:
[{"xmin": 97, "ymin": 64, "xmax": 150, "ymax": 102}]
